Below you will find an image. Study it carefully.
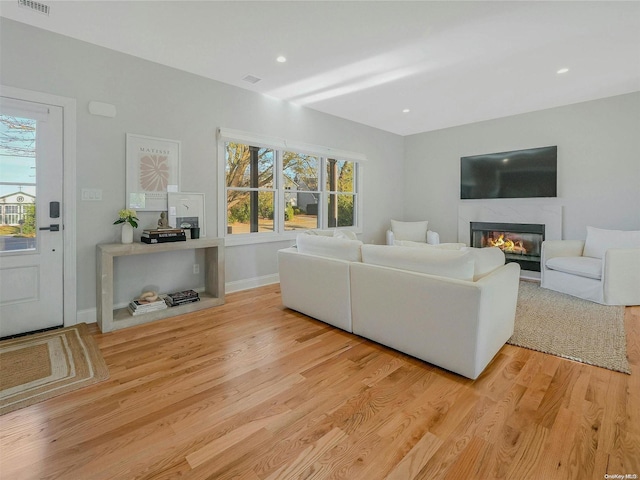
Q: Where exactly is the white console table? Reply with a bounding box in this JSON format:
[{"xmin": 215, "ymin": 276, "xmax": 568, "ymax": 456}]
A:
[{"xmin": 96, "ymin": 238, "xmax": 225, "ymax": 333}]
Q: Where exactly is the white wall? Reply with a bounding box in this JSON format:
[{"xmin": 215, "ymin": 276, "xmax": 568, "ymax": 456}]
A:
[
  {"xmin": 0, "ymin": 18, "xmax": 405, "ymax": 315},
  {"xmin": 404, "ymin": 92, "xmax": 640, "ymax": 243}
]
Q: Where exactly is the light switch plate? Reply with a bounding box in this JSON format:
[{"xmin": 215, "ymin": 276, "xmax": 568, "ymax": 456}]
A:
[{"xmin": 81, "ymin": 188, "xmax": 102, "ymax": 201}]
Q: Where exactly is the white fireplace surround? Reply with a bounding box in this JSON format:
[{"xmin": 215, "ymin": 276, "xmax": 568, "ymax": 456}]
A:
[{"xmin": 458, "ymin": 202, "xmax": 562, "ymax": 247}]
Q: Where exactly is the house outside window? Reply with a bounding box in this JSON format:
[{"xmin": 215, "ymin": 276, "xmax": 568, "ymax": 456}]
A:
[
  {"xmin": 0, "ymin": 192, "xmax": 35, "ymax": 226},
  {"xmin": 283, "ymin": 151, "xmax": 320, "ymax": 231},
  {"xmin": 218, "ymin": 128, "xmax": 364, "ymax": 245}
]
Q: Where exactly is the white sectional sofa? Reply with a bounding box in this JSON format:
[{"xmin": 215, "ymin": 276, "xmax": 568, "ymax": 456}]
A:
[
  {"xmin": 278, "ymin": 231, "xmax": 361, "ymax": 333},
  {"xmin": 278, "ymin": 232, "xmax": 521, "ymax": 379}
]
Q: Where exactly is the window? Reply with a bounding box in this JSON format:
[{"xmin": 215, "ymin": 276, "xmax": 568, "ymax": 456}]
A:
[
  {"xmin": 326, "ymin": 159, "xmax": 356, "ymax": 228},
  {"xmin": 225, "ymin": 144, "xmax": 275, "ymax": 234},
  {"xmin": 218, "ymin": 129, "xmax": 364, "ymax": 245},
  {"xmin": 283, "ymin": 151, "xmax": 320, "ymax": 231},
  {"xmin": 4, "ymin": 205, "xmax": 20, "ymax": 225}
]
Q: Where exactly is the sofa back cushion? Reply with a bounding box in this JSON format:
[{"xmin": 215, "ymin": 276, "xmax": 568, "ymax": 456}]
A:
[
  {"xmin": 361, "ymin": 244, "xmax": 474, "ymax": 281},
  {"xmin": 583, "ymin": 226, "xmax": 640, "ymax": 259},
  {"xmin": 304, "ymin": 229, "xmax": 358, "ymax": 240},
  {"xmin": 462, "ymin": 247, "xmax": 506, "ymax": 280},
  {"xmin": 390, "ymin": 220, "xmax": 428, "ymax": 242},
  {"xmin": 393, "ymin": 240, "xmax": 466, "ymax": 250},
  {"xmin": 296, "ymin": 233, "xmax": 363, "ymax": 262}
]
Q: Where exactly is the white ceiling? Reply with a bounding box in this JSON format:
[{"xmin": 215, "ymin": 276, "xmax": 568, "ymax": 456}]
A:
[{"xmin": 1, "ymin": 1, "xmax": 639, "ymax": 136}]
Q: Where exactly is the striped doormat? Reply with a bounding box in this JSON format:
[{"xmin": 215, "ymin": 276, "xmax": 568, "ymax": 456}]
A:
[{"xmin": 0, "ymin": 323, "xmax": 109, "ymax": 415}]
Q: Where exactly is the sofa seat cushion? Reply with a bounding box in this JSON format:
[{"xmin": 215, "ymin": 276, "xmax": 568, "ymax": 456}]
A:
[
  {"xmin": 296, "ymin": 233, "xmax": 363, "ymax": 262},
  {"xmin": 583, "ymin": 226, "xmax": 640, "ymax": 259},
  {"xmin": 361, "ymin": 244, "xmax": 474, "ymax": 281},
  {"xmin": 545, "ymin": 256, "xmax": 602, "ymax": 280}
]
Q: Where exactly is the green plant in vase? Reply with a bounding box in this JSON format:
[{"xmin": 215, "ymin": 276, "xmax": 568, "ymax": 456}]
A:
[
  {"xmin": 114, "ymin": 209, "xmax": 139, "ymax": 244},
  {"xmin": 113, "ymin": 208, "xmax": 139, "ymax": 228}
]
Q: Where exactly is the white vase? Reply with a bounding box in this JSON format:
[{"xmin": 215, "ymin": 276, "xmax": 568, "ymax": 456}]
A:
[{"xmin": 121, "ymin": 223, "xmax": 134, "ymax": 244}]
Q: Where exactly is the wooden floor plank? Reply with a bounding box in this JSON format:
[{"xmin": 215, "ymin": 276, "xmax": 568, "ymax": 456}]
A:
[{"xmin": 0, "ymin": 286, "xmax": 638, "ymax": 480}]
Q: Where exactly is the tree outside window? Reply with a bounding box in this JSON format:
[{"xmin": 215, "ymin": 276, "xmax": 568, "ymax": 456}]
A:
[{"xmin": 226, "ymin": 143, "xmax": 275, "ymax": 233}]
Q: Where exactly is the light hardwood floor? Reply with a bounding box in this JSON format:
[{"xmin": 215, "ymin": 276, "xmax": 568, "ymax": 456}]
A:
[{"xmin": 1, "ymin": 284, "xmax": 638, "ymax": 479}]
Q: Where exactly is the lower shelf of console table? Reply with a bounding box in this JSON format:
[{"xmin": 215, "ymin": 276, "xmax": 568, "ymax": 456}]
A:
[{"xmin": 97, "ymin": 238, "xmax": 225, "ymax": 333}]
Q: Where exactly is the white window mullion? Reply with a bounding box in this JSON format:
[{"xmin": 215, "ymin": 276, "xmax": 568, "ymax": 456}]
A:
[
  {"xmin": 319, "ymin": 158, "xmax": 326, "ymax": 229},
  {"xmin": 276, "ymin": 150, "xmax": 284, "ymax": 234},
  {"xmin": 217, "ymin": 140, "xmax": 227, "ymax": 238}
]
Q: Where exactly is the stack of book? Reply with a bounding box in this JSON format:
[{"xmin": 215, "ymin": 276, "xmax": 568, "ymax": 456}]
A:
[
  {"xmin": 164, "ymin": 289, "xmax": 200, "ymax": 307},
  {"xmin": 141, "ymin": 228, "xmax": 186, "ymax": 244},
  {"xmin": 127, "ymin": 298, "xmax": 168, "ymax": 316}
]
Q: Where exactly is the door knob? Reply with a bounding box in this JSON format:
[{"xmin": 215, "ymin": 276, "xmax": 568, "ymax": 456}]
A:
[{"xmin": 39, "ymin": 224, "xmax": 60, "ymax": 231}]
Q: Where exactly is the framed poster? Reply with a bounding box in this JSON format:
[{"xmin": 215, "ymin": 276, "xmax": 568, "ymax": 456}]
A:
[
  {"xmin": 168, "ymin": 192, "xmax": 205, "ymax": 236},
  {"xmin": 126, "ymin": 134, "xmax": 181, "ymax": 211}
]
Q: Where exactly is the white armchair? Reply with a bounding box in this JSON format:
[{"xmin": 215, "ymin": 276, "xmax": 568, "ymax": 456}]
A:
[
  {"xmin": 386, "ymin": 219, "xmax": 440, "ymax": 246},
  {"xmin": 541, "ymin": 227, "xmax": 640, "ymax": 306}
]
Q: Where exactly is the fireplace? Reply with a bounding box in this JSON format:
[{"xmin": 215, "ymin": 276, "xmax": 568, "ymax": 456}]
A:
[{"xmin": 470, "ymin": 222, "xmax": 545, "ymax": 272}]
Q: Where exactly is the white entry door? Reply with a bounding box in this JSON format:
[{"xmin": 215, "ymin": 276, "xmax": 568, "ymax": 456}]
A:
[{"xmin": 0, "ymin": 97, "xmax": 64, "ymax": 338}]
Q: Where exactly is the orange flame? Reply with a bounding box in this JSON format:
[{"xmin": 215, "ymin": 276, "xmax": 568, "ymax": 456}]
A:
[{"xmin": 487, "ymin": 234, "xmax": 527, "ymax": 254}]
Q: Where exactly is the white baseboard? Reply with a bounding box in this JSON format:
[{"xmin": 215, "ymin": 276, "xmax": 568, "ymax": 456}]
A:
[
  {"xmin": 225, "ymin": 274, "xmax": 280, "ymax": 294},
  {"xmin": 75, "ymin": 308, "xmax": 97, "ymax": 325},
  {"xmin": 75, "ymin": 275, "xmax": 281, "ymax": 326},
  {"xmin": 520, "ymin": 270, "xmax": 541, "ymax": 282}
]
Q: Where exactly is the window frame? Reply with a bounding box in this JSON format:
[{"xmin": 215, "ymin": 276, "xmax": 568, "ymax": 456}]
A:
[{"xmin": 217, "ymin": 128, "xmax": 365, "ymax": 246}]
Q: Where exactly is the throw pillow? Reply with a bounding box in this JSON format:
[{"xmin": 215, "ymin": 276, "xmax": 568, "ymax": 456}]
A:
[
  {"xmin": 583, "ymin": 226, "xmax": 640, "ymax": 259},
  {"xmin": 333, "ymin": 230, "xmax": 358, "ymax": 241},
  {"xmin": 390, "ymin": 220, "xmax": 428, "ymax": 242},
  {"xmin": 302, "ymin": 229, "xmax": 333, "ymax": 237},
  {"xmin": 296, "ymin": 233, "xmax": 363, "ymax": 262}
]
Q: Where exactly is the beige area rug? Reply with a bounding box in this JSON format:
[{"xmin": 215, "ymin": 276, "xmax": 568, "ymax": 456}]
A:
[
  {"xmin": 508, "ymin": 281, "xmax": 630, "ymax": 374},
  {"xmin": 0, "ymin": 323, "xmax": 109, "ymax": 415}
]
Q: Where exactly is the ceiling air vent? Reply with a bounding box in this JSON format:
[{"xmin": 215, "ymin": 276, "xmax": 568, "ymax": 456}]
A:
[
  {"xmin": 242, "ymin": 75, "xmax": 262, "ymax": 85},
  {"xmin": 18, "ymin": 0, "xmax": 50, "ymax": 15}
]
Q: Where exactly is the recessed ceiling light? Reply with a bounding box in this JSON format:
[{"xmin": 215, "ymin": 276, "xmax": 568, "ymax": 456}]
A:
[
  {"xmin": 557, "ymin": 68, "xmax": 569, "ymax": 74},
  {"xmin": 402, "ymin": 109, "xmax": 410, "ymax": 113},
  {"xmin": 276, "ymin": 56, "xmax": 287, "ymax": 63}
]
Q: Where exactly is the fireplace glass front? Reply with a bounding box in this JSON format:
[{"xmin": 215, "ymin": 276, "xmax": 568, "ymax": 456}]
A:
[{"xmin": 470, "ymin": 222, "xmax": 545, "ymax": 272}]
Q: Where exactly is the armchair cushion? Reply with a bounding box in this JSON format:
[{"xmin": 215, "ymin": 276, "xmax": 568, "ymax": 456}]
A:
[
  {"xmin": 545, "ymin": 256, "xmax": 602, "ymax": 280},
  {"xmin": 583, "ymin": 226, "xmax": 640, "ymax": 259},
  {"xmin": 390, "ymin": 220, "xmax": 428, "ymax": 242},
  {"xmin": 427, "ymin": 230, "xmax": 440, "ymax": 245}
]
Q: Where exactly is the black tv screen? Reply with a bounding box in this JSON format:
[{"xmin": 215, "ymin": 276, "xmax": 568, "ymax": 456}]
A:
[{"xmin": 460, "ymin": 146, "xmax": 557, "ymax": 199}]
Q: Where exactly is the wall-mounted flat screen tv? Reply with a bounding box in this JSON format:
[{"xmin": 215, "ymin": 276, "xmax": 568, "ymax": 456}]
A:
[{"xmin": 460, "ymin": 146, "xmax": 557, "ymax": 199}]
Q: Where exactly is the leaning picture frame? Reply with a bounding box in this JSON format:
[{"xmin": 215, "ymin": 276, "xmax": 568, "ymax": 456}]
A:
[
  {"xmin": 168, "ymin": 192, "xmax": 205, "ymax": 237},
  {"xmin": 126, "ymin": 134, "xmax": 181, "ymax": 211}
]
